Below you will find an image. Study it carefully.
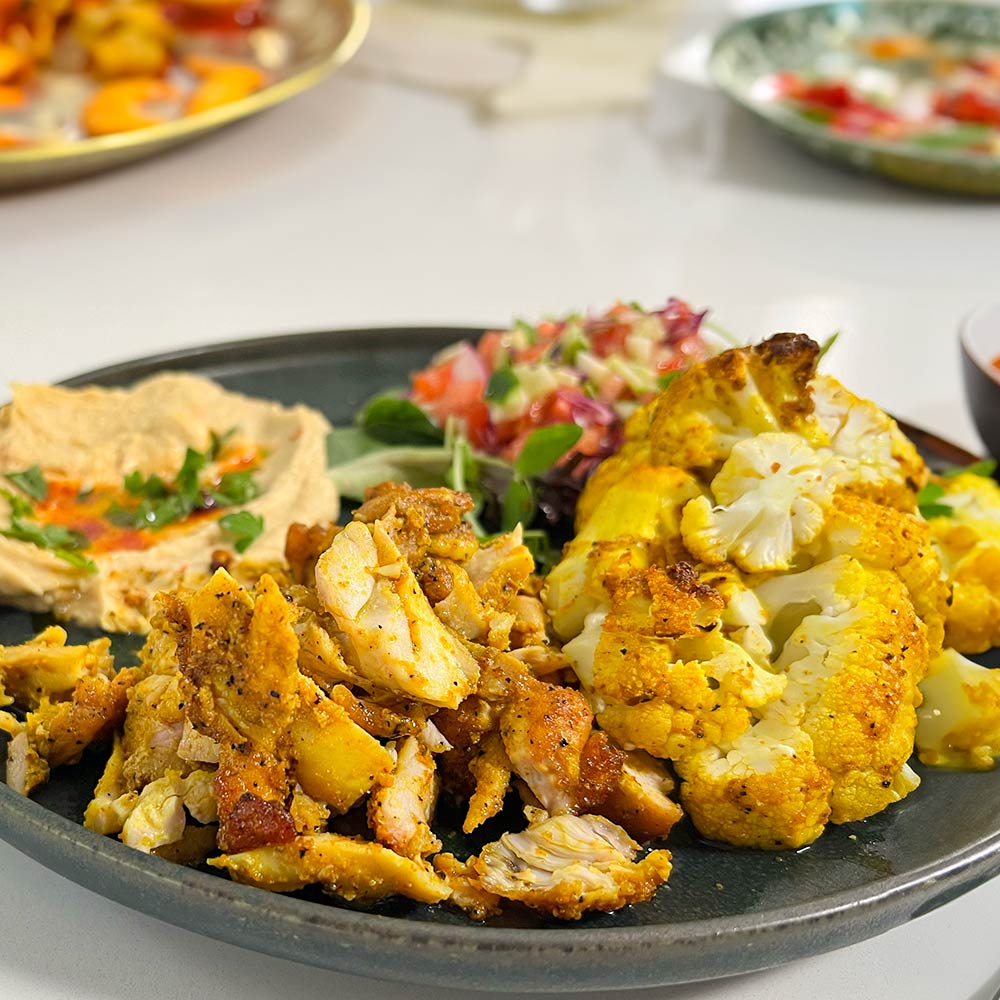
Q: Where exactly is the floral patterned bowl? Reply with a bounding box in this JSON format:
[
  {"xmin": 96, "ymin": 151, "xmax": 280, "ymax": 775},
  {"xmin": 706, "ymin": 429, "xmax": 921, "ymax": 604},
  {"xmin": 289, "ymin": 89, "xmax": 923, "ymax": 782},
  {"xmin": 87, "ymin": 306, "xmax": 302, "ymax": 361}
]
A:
[{"xmin": 709, "ymin": 1, "xmax": 1000, "ymax": 195}]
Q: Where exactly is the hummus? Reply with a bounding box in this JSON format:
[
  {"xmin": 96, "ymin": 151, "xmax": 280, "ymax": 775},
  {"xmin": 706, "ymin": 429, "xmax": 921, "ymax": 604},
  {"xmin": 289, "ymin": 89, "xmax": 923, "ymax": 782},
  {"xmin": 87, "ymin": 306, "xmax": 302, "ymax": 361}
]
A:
[{"xmin": 0, "ymin": 373, "xmax": 339, "ymax": 633}]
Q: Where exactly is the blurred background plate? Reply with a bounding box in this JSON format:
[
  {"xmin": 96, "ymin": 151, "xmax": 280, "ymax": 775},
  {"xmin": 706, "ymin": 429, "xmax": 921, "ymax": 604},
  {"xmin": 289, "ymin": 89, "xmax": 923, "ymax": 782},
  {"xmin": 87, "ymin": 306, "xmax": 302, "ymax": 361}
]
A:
[
  {"xmin": 710, "ymin": 1, "xmax": 1000, "ymax": 195},
  {"xmin": 0, "ymin": 0, "xmax": 369, "ymax": 190}
]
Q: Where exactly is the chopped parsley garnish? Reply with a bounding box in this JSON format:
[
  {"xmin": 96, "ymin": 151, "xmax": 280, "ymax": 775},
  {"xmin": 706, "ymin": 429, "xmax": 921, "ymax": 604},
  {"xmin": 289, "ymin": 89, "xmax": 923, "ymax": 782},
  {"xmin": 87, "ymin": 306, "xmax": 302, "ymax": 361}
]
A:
[
  {"xmin": 5, "ymin": 464, "xmax": 48, "ymax": 501},
  {"xmin": 657, "ymin": 371, "xmax": 682, "ymax": 390},
  {"xmin": 219, "ymin": 511, "xmax": 264, "ymax": 553},
  {"xmin": 1, "ymin": 509, "xmax": 96, "ymax": 573},
  {"xmin": 107, "ymin": 434, "xmax": 263, "ymax": 551}
]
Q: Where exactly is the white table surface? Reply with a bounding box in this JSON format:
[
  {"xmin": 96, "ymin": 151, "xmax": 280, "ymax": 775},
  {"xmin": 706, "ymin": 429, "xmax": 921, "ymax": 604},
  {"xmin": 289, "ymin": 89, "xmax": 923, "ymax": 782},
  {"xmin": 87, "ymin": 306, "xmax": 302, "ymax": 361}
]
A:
[{"xmin": 3, "ymin": 3, "xmax": 1000, "ymax": 997}]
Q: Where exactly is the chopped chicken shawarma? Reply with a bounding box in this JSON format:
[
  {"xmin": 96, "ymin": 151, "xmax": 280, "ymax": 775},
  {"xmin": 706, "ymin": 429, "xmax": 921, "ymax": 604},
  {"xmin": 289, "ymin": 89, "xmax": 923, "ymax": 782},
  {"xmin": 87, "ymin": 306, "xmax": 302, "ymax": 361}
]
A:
[
  {"xmin": 368, "ymin": 735, "xmax": 441, "ymax": 859},
  {"xmin": 432, "ymin": 853, "xmax": 502, "ymax": 920},
  {"xmin": 4, "ymin": 664, "xmax": 140, "ymax": 795},
  {"xmin": 164, "ymin": 570, "xmax": 300, "ymax": 853},
  {"xmin": 120, "ymin": 768, "xmax": 218, "ymax": 853},
  {"xmin": 0, "ymin": 626, "xmax": 115, "ymax": 710},
  {"xmin": 209, "ymin": 832, "xmax": 451, "ymax": 904},
  {"xmin": 599, "ymin": 749, "xmax": 684, "ymax": 844},
  {"xmin": 500, "ymin": 678, "xmax": 623, "ymax": 816},
  {"xmin": 352, "ymin": 483, "xmax": 479, "ymax": 565},
  {"xmin": 315, "ymin": 519, "xmax": 480, "ymax": 709},
  {"xmin": 473, "ymin": 809, "xmax": 672, "ymax": 920}
]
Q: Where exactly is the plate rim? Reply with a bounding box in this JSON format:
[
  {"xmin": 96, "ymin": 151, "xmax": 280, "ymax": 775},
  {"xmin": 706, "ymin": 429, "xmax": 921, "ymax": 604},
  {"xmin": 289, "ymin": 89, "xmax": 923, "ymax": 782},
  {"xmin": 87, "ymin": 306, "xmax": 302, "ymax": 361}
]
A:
[
  {"xmin": 0, "ymin": 0, "xmax": 370, "ymax": 167},
  {"xmin": 1, "ymin": 325, "xmax": 999, "ymax": 991},
  {"xmin": 709, "ymin": 0, "xmax": 1000, "ymax": 171}
]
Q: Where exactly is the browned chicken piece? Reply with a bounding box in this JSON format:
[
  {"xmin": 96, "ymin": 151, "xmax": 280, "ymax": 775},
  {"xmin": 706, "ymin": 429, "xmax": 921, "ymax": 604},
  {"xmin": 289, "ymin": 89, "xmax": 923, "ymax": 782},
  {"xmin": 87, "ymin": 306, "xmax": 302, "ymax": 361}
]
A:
[
  {"xmin": 120, "ymin": 671, "xmax": 188, "ymax": 790},
  {"xmin": 287, "ymin": 675, "xmax": 393, "ymax": 814},
  {"xmin": 315, "ymin": 520, "xmax": 480, "ymax": 709},
  {"xmin": 508, "ymin": 595, "xmax": 550, "ymax": 649},
  {"xmin": 325, "ymin": 683, "xmax": 425, "ymax": 740},
  {"xmin": 84, "ymin": 733, "xmax": 137, "ymax": 835},
  {"xmin": 5, "ymin": 665, "xmax": 140, "ymax": 795},
  {"xmin": 597, "ymin": 749, "xmax": 684, "ymax": 844},
  {"xmin": 165, "ymin": 569, "xmax": 302, "ymax": 853},
  {"xmin": 285, "ymin": 521, "xmax": 341, "ymax": 586},
  {"xmin": 296, "ymin": 615, "xmax": 367, "ymax": 691},
  {"xmin": 432, "ymin": 853, "xmax": 502, "ymax": 920},
  {"xmin": 0, "ymin": 626, "xmax": 115, "ymax": 710},
  {"xmin": 428, "ymin": 559, "xmax": 489, "ymax": 642},
  {"xmin": 209, "ymin": 832, "xmax": 451, "ymax": 904},
  {"xmin": 500, "ymin": 679, "xmax": 624, "ymax": 816},
  {"xmin": 368, "ymin": 735, "xmax": 441, "ymax": 859},
  {"xmin": 473, "ymin": 809, "xmax": 672, "ymax": 920},
  {"xmin": 463, "ymin": 527, "xmax": 536, "ymax": 613},
  {"xmin": 464, "ymin": 731, "xmax": 512, "ymax": 833},
  {"xmin": 353, "ymin": 483, "xmax": 480, "ymax": 565},
  {"xmin": 290, "ymin": 787, "xmax": 331, "ymax": 835}
]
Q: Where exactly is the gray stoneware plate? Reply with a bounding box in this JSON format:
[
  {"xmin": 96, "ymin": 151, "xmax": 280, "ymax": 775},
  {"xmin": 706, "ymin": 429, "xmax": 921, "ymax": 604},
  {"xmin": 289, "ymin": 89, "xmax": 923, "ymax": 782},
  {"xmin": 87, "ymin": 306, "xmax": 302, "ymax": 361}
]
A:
[
  {"xmin": 710, "ymin": 1, "xmax": 1000, "ymax": 195},
  {"xmin": 1, "ymin": 328, "xmax": 1000, "ymax": 994}
]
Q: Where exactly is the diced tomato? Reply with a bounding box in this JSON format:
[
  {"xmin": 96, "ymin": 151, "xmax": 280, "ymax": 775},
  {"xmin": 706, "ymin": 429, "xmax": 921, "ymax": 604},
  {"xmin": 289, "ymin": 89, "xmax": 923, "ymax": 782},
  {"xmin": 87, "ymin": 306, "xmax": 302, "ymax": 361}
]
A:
[
  {"xmin": 936, "ymin": 89, "xmax": 1000, "ymax": 127},
  {"xmin": 795, "ymin": 82, "xmax": 854, "ymax": 109}
]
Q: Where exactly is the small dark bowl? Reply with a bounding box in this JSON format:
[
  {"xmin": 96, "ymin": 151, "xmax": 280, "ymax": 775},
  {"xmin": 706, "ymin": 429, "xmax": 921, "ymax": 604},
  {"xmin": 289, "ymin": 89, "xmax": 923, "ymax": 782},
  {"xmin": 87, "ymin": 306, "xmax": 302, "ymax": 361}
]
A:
[{"xmin": 960, "ymin": 304, "xmax": 1000, "ymax": 460}]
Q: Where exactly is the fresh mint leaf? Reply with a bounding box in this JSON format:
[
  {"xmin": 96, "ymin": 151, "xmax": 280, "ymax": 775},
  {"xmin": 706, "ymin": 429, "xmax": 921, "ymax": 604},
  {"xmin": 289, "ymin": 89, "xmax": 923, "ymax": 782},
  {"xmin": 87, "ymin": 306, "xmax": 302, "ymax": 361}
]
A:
[
  {"xmin": 358, "ymin": 396, "xmax": 445, "ymax": 446},
  {"xmin": 942, "ymin": 459, "xmax": 997, "ymax": 479},
  {"xmin": 485, "ymin": 366, "xmax": 519, "ymax": 404},
  {"xmin": 219, "ymin": 511, "xmax": 264, "ymax": 553},
  {"xmin": 5, "ymin": 465, "xmax": 47, "ymax": 502},
  {"xmin": 514, "ymin": 423, "xmax": 583, "ymax": 479}
]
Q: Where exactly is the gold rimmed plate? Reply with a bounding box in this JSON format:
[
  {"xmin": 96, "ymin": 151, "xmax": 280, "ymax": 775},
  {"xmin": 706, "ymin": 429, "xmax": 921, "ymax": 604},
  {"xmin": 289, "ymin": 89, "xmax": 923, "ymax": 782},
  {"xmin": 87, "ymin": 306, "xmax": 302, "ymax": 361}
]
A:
[{"xmin": 0, "ymin": 0, "xmax": 369, "ymax": 190}]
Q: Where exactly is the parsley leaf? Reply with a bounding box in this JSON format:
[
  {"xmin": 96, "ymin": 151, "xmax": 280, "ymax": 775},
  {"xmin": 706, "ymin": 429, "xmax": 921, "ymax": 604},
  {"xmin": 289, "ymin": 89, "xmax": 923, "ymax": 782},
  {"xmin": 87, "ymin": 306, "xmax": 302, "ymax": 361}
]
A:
[
  {"xmin": 175, "ymin": 447, "xmax": 206, "ymax": 500},
  {"xmin": 1, "ymin": 489, "xmax": 33, "ymax": 518},
  {"xmin": 5, "ymin": 465, "xmax": 47, "ymax": 502},
  {"xmin": 658, "ymin": 371, "xmax": 682, "ymax": 391},
  {"xmin": 514, "ymin": 424, "xmax": 584, "ymax": 479},
  {"xmin": 485, "ymin": 366, "xmax": 519, "ymax": 404},
  {"xmin": 124, "ymin": 470, "xmax": 169, "ymax": 499},
  {"xmin": 219, "ymin": 511, "xmax": 264, "ymax": 554},
  {"xmin": 2, "ymin": 516, "xmax": 96, "ymax": 573},
  {"xmin": 208, "ymin": 427, "xmax": 237, "ymax": 461},
  {"xmin": 211, "ymin": 471, "xmax": 262, "ymax": 507}
]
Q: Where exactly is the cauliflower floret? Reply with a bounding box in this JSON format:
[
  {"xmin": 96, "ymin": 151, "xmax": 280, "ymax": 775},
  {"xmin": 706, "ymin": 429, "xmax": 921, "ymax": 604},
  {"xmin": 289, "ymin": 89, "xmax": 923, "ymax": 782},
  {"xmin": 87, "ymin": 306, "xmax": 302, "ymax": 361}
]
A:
[
  {"xmin": 676, "ymin": 718, "xmax": 832, "ymax": 850},
  {"xmin": 681, "ymin": 432, "xmax": 839, "ymax": 573},
  {"xmin": 649, "ymin": 333, "xmax": 822, "ymax": 471},
  {"xmin": 755, "ymin": 555, "xmax": 928, "ymax": 825},
  {"xmin": 808, "ymin": 492, "xmax": 947, "ymax": 658},
  {"xmin": 472, "ymin": 809, "xmax": 672, "ymax": 920},
  {"xmin": 543, "ymin": 464, "xmax": 701, "ymax": 641},
  {"xmin": 563, "ymin": 567, "xmax": 786, "ymax": 764},
  {"xmin": 917, "ymin": 648, "xmax": 1000, "ymax": 770},
  {"xmin": 810, "ymin": 374, "xmax": 925, "ymax": 510},
  {"xmin": 927, "ymin": 472, "xmax": 1000, "ymax": 654}
]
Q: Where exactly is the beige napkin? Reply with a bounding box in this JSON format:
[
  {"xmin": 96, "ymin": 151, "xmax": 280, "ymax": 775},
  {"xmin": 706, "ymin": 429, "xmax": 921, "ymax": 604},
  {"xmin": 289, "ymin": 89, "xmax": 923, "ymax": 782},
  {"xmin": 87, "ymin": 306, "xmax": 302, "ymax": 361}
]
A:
[{"xmin": 353, "ymin": 0, "xmax": 685, "ymax": 117}]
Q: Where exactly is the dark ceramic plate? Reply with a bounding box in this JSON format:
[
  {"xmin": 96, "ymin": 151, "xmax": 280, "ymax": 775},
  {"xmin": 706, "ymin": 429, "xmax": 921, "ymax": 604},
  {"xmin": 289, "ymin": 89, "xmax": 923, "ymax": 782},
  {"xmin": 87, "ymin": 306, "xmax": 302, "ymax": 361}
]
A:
[
  {"xmin": 710, "ymin": 2, "xmax": 1000, "ymax": 195},
  {"xmin": 1, "ymin": 329, "xmax": 999, "ymax": 994}
]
